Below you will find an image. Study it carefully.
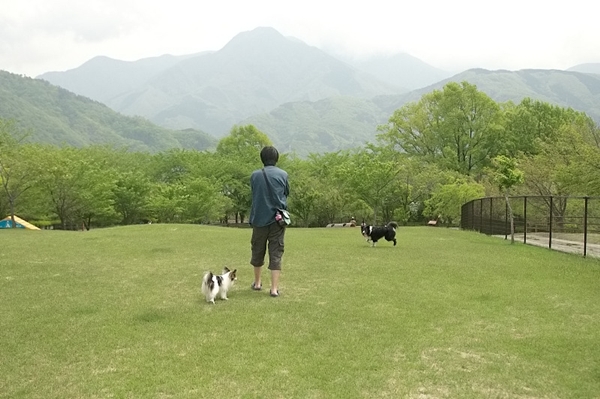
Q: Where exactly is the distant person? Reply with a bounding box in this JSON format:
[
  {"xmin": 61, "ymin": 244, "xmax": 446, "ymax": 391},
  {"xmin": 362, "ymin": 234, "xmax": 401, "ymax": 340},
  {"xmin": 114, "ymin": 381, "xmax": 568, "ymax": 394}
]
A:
[{"xmin": 249, "ymin": 146, "xmax": 290, "ymax": 297}]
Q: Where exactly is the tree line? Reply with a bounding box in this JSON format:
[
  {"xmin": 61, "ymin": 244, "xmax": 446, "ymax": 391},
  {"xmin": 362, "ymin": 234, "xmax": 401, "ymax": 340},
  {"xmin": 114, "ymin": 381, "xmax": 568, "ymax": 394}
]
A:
[{"xmin": 1, "ymin": 81, "xmax": 599, "ymax": 229}]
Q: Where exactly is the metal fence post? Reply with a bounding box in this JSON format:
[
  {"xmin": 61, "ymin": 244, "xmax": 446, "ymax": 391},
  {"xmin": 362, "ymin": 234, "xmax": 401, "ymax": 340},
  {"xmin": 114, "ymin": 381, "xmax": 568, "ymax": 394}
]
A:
[
  {"xmin": 549, "ymin": 196, "xmax": 553, "ymax": 249},
  {"xmin": 523, "ymin": 196, "xmax": 527, "ymax": 244},
  {"xmin": 584, "ymin": 197, "xmax": 589, "ymax": 258},
  {"xmin": 490, "ymin": 197, "xmax": 494, "ymax": 236},
  {"xmin": 479, "ymin": 199, "xmax": 483, "ymax": 233},
  {"xmin": 504, "ymin": 199, "xmax": 508, "ymax": 240}
]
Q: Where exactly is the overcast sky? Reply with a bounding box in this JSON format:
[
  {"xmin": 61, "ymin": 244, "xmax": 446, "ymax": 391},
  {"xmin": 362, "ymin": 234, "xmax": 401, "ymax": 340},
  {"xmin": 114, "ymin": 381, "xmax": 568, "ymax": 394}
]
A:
[{"xmin": 1, "ymin": 0, "xmax": 598, "ymax": 78}]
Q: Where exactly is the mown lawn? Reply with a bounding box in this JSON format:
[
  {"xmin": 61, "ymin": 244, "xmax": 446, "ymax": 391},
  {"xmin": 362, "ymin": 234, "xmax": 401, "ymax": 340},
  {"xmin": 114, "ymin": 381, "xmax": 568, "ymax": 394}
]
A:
[{"xmin": 1, "ymin": 224, "xmax": 599, "ymax": 398}]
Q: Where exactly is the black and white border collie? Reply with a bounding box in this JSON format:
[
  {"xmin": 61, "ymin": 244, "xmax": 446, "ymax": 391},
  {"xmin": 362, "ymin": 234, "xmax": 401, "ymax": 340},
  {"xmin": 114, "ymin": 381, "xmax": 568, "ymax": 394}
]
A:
[{"xmin": 360, "ymin": 221, "xmax": 399, "ymax": 246}]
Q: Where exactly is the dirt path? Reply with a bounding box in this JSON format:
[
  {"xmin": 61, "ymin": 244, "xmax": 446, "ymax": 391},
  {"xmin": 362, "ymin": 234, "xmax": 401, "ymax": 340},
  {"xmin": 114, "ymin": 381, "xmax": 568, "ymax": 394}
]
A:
[{"xmin": 496, "ymin": 233, "xmax": 600, "ymax": 258}]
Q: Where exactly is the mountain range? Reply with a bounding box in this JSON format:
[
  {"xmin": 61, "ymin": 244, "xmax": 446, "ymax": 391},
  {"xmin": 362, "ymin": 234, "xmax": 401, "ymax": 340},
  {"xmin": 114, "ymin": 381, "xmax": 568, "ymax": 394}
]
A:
[
  {"xmin": 41, "ymin": 28, "xmax": 407, "ymax": 137},
  {"xmin": 2, "ymin": 26, "xmax": 598, "ymax": 156},
  {"xmin": 0, "ymin": 71, "xmax": 217, "ymax": 152}
]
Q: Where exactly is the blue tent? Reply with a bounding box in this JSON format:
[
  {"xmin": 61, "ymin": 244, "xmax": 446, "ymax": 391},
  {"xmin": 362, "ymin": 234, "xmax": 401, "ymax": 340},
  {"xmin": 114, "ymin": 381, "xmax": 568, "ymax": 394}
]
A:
[{"xmin": 0, "ymin": 216, "xmax": 40, "ymax": 230}]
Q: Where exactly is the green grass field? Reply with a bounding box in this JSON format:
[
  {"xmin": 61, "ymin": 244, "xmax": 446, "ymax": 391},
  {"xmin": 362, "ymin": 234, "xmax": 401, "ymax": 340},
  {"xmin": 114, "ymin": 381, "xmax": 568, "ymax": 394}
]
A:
[{"xmin": 1, "ymin": 225, "xmax": 599, "ymax": 398}]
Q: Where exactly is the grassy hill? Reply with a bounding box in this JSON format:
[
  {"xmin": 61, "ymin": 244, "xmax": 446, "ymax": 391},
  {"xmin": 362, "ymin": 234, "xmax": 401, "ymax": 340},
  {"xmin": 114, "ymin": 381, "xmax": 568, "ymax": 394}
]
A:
[
  {"xmin": 2, "ymin": 225, "xmax": 599, "ymax": 398},
  {"xmin": 0, "ymin": 71, "xmax": 217, "ymax": 152}
]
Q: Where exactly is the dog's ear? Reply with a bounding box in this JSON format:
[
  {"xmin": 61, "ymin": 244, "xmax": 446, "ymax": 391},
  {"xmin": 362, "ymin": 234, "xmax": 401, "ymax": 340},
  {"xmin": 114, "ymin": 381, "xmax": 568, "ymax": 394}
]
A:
[{"xmin": 223, "ymin": 266, "xmax": 230, "ymax": 273}]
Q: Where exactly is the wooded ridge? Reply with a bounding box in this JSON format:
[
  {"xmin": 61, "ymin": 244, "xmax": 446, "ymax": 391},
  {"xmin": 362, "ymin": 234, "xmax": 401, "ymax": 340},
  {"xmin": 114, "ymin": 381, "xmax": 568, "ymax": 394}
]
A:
[{"xmin": 0, "ymin": 27, "xmax": 597, "ymax": 156}]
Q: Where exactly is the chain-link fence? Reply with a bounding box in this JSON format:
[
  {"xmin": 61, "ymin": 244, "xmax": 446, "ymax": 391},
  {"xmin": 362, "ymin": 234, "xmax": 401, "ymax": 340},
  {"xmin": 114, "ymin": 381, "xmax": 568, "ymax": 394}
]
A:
[{"xmin": 461, "ymin": 196, "xmax": 600, "ymax": 257}]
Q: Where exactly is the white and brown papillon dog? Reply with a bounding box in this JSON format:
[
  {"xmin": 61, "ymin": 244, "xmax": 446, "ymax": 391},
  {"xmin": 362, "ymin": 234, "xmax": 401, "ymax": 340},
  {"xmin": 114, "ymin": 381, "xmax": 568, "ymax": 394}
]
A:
[{"xmin": 201, "ymin": 267, "xmax": 237, "ymax": 304}]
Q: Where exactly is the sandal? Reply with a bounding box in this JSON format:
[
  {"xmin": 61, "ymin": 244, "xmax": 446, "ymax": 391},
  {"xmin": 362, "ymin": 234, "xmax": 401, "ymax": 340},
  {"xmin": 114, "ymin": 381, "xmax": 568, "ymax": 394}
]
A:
[
  {"xmin": 251, "ymin": 282, "xmax": 262, "ymax": 291},
  {"xmin": 270, "ymin": 291, "xmax": 280, "ymax": 297}
]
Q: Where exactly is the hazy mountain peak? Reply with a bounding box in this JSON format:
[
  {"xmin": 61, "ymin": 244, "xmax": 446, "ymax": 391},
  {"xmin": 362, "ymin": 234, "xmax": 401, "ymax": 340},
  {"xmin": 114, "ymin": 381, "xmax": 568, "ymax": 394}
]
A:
[
  {"xmin": 568, "ymin": 63, "xmax": 600, "ymax": 75},
  {"xmin": 97, "ymin": 26, "xmax": 404, "ymax": 135},
  {"xmin": 219, "ymin": 26, "xmax": 312, "ymax": 57},
  {"xmin": 340, "ymin": 52, "xmax": 452, "ymax": 90},
  {"xmin": 229, "ymin": 26, "xmax": 284, "ymax": 41}
]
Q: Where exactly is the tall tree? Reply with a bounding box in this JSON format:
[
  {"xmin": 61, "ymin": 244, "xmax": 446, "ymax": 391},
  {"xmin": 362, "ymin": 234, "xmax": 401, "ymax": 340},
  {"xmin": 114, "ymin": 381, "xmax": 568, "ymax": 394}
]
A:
[
  {"xmin": 0, "ymin": 119, "xmax": 37, "ymax": 227},
  {"xmin": 215, "ymin": 125, "xmax": 272, "ymax": 223},
  {"xmin": 490, "ymin": 155, "xmax": 524, "ymax": 243},
  {"xmin": 552, "ymin": 114, "xmax": 600, "ymax": 195},
  {"xmin": 378, "ymin": 81, "xmax": 505, "ymax": 176},
  {"xmin": 180, "ymin": 176, "xmax": 230, "ymax": 223},
  {"xmin": 302, "ymin": 151, "xmax": 358, "ymax": 225},
  {"xmin": 95, "ymin": 148, "xmax": 154, "ymax": 225},
  {"xmin": 112, "ymin": 171, "xmax": 152, "ymax": 225},
  {"xmin": 280, "ymin": 157, "xmax": 319, "ymax": 227},
  {"xmin": 424, "ymin": 178, "xmax": 485, "ymax": 226},
  {"xmin": 337, "ymin": 147, "xmax": 404, "ymax": 225},
  {"xmin": 504, "ymin": 98, "xmax": 583, "ymax": 157},
  {"xmin": 37, "ymin": 147, "xmax": 117, "ymax": 229},
  {"xmin": 216, "ymin": 124, "xmax": 272, "ymax": 163},
  {"xmin": 515, "ymin": 108, "xmax": 599, "ymax": 229}
]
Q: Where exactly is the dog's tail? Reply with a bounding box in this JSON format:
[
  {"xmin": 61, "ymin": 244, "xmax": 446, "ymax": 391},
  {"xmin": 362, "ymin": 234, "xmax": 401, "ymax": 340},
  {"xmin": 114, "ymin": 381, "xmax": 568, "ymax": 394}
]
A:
[
  {"xmin": 203, "ymin": 272, "xmax": 215, "ymax": 291},
  {"xmin": 387, "ymin": 221, "xmax": 399, "ymax": 229}
]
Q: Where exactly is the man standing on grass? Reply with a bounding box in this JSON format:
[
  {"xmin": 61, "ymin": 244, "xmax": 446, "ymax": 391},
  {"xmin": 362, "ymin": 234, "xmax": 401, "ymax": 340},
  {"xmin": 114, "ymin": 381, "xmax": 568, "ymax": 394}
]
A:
[{"xmin": 249, "ymin": 146, "xmax": 289, "ymax": 297}]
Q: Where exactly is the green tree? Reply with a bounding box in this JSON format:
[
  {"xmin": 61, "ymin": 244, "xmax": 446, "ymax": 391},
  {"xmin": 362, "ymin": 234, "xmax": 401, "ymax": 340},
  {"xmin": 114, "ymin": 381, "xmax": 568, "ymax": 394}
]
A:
[
  {"xmin": 490, "ymin": 155, "xmax": 524, "ymax": 243},
  {"xmin": 37, "ymin": 147, "xmax": 117, "ymax": 229},
  {"xmin": 424, "ymin": 179, "xmax": 485, "ymax": 226},
  {"xmin": 145, "ymin": 150, "xmax": 235, "ymax": 224},
  {"xmin": 148, "ymin": 182, "xmax": 184, "ymax": 223},
  {"xmin": 303, "ymin": 151, "xmax": 357, "ymax": 225},
  {"xmin": 96, "ymin": 149, "xmax": 154, "ymax": 226},
  {"xmin": 180, "ymin": 176, "xmax": 230, "ymax": 223},
  {"xmin": 149, "ymin": 149, "xmax": 196, "ymax": 185},
  {"xmin": 112, "ymin": 171, "xmax": 152, "ymax": 225},
  {"xmin": 0, "ymin": 119, "xmax": 38, "ymax": 227},
  {"xmin": 280, "ymin": 157, "xmax": 318, "ymax": 227},
  {"xmin": 215, "ymin": 125, "xmax": 272, "ymax": 223},
  {"xmin": 337, "ymin": 148, "xmax": 404, "ymax": 225},
  {"xmin": 378, "ymin": 81, "xmax": 505, "ymax": 176},
  {"xmin": 503, "ymin": 98, "xmax": 582, "ymax": 157},
  {"xmin": 547, "ymin": 114, "xmax": 600, "ymax": 196},
  {"xmin": 216, "ymin": 124, "xmax": 272, "ymax": 163},
  {"xmin": 515, "ymin": 109, "xmax": 599, "ymax": 229}
]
